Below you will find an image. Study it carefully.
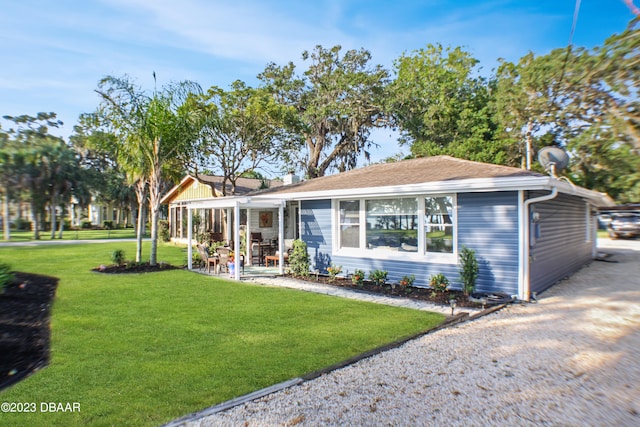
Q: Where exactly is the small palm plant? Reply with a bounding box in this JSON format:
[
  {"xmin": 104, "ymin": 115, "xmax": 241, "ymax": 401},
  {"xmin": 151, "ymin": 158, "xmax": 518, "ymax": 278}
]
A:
[{"xmin": 111, "ymin": 249, "xmax": 126, "ymax": 266}]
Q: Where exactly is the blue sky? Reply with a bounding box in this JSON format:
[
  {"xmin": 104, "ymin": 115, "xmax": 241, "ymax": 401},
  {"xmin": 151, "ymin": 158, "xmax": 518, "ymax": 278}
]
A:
[{"xmin": 0, "ymin": 0, "xmax": 635, "ymax": 170}]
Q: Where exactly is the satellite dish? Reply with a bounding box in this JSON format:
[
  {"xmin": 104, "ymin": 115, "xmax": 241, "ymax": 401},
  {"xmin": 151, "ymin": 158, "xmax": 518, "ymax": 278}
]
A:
[{"xmin": 538, "ymin": 147, "xmax": 569, "ymax": 177}]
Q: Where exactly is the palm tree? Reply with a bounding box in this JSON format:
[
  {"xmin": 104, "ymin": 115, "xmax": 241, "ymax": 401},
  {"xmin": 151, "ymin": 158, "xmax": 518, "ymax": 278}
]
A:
[{"xmin": 95, "ymin": 75, "xmax": 201, "ymax": 264}]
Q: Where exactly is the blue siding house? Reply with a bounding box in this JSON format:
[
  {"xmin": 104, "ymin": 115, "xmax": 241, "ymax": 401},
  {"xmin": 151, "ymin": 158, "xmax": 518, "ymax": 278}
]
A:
[{"xmin": 182, "ymin": 156, "xmax": 614, "ymax": 301}]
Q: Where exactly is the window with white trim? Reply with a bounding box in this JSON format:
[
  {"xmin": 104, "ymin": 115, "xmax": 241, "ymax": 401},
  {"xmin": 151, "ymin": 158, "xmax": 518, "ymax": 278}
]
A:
[
  {"xmin": 335, "ymin": 194, "xmax": 456, "ymax": 258},
  {"xmin": 339, "ymin": 200, "xmax": 360, "ymax": 248},
  {"xmin": 425, "ymin": 195, "xmax": 454, "ymax": 253},
  {"xmin": 366, "ymin": 198, "xmax": 418, "ymax": 252}
]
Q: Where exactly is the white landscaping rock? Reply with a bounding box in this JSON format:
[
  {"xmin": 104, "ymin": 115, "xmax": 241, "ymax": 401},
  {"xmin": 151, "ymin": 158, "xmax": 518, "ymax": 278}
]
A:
[{"xmin": 186, "ymin": 238, "xmax": 640, "ymax": 427}]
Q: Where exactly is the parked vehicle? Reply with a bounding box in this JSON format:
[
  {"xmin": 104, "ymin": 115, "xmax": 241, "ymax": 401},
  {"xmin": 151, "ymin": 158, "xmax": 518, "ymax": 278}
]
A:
[{"xmin": 608, "ymin": 214, "xmax": 640, "ymax": 239}]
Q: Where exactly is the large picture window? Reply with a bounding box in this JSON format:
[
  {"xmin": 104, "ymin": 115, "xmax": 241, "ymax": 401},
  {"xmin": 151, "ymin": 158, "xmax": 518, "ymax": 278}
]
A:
[
  {"xmin": 336, "ymin": 194, "xmax": 456, "ymax": 258},
  {"xmin": 366, "ymin": 198, "xmax": 418, "ymax": 252},
  {"xmin": 425, "ymin": 196, "xmax": 454, "ymax": 253}
]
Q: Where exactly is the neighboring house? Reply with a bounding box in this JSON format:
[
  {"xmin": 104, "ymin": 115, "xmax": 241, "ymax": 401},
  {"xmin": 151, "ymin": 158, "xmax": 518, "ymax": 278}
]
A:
[
  {"xmin": 177, "ymin": 156, "xmax": 614, "ymax": 301},
  {"xmin": 160, "ymin": 174, "xmax": 285, "ymax": 244}
]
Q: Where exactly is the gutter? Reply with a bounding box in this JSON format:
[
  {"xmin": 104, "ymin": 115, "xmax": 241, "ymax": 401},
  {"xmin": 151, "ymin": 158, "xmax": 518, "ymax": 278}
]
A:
[{"xmin": 520, "ymin": 186, "xmax": 558, "ymax": 301}]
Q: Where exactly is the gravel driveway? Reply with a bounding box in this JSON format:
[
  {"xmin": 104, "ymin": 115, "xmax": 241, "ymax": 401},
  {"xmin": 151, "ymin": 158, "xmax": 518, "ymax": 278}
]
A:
[{"xmin": 188, "ymin": 238, "xmax": 640, "ymax": 427}]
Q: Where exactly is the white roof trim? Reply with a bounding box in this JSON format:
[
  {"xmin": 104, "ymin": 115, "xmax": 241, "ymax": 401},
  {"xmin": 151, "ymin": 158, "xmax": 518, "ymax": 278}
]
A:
[
  {"xmin": 186, "ymin": 196, "xmax": 285, "ymax": 210},
  {"xmin": 253, "ymin": 175, "xmax": 613, "ymax": 206}
]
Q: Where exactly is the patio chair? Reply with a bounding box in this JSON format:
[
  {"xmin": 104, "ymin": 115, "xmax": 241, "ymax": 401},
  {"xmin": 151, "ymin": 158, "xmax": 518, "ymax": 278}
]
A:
[
  {"xmin": 197, "ymin": 244, "xmax": 218, "ymax": 274},
  {"xmin": 216, "ymin": 247, "xmax": 230, "ymax": 273},
  {"xmin": 216, "ymin": 247, "xmax": 245, "ymax": 274},
  {"xmin": 250, "ymin": 232, "xmax": 263, "ymax": 265}
]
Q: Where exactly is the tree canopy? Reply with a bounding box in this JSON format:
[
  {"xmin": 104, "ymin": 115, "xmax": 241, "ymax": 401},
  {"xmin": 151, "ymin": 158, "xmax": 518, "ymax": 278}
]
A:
[
  {"xmin": 259, "ymin": 45, "xmax": 390, "ymax": 178},
  {"xmin": 389, "ymin": 44, "xmax": 506, "ymax": 164},
  {"xmin": 2, "ymin": 24, "xmax": 639, "ymax": 244},
  {"xmin": 185, "ymin": 80, "xmax": 292, "ymax": 195},
  {"xmin": 94, "ymin": 75, "xmax": 201, "ymax": 264}
]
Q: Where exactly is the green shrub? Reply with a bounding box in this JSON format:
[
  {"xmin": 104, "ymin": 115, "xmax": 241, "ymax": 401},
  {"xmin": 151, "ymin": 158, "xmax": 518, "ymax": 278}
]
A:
[
  {"xmin": 0, "ymin": 263, "xmax": 14, "ymax": 292},
  {"xmin": 158, "ymin": 220, "xmax": 170, "ymax": 242},
  {"xmin": 399, "ymin": 274, "xmax": 415, "ymax": 288},
  {"xmin": 430, "ymin": 273, "xmax": 449, "ymax": 292},
  {"xmin": 111, "ymin": 249, "xmax": 126, "ymax": 266},
  {"xmin": 459, "ymin": 246, "xmax": 479, "ymax": 296},
  {"xmin": 14, "ymin": 218, "xmax": 31, "ymax": 231},
  {"xmin": 351, "ymin": 269, "xmax": 365, "ymax": 287},
  {"xmin": 103, "ymin": 220, "xmax": 114, "ymax": 230},
  {"xmin": 369, "ymin": 269, "xmax": 388, "ymax": 286},
  {"xmin": 192, "ymin": 251, "xmax": 203, "ymax": 267},
  {"xmin": 81, "ymin": 220, "xmax": 92, "ymax": 229},
  {"xmin": 326, "ymin": 264, "xmax": 342, "ymax": 282},
  {"xmin": 288, "ymin": 239, "xmax": 310, "ymax": 276}
]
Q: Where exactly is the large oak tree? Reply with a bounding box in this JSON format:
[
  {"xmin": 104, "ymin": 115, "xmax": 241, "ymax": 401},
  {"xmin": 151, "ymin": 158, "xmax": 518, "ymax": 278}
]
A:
[{"xmin": 259, "ymin": 45, "xmax": 390, "ymax": 178}]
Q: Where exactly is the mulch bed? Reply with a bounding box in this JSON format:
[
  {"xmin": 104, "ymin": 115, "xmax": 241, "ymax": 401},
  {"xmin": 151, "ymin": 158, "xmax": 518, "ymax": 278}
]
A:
[
  {"xmin": 91, "ymin": 262, "xmax": 183, "ymax": 274},
  {"xmin": 287, "ymin": 274, "xmax": 482, "ymax": 308},
  {"xmin": 0, "ymin": 272, "xmax": 58, "ymax": 391}
]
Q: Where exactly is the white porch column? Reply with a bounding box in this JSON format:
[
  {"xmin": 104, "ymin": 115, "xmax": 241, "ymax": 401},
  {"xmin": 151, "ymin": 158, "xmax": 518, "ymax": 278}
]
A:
[
  {"xmin": 187, "ymin": 207, "xmax": 193, "ymax": 270},
  {"xmin": 234, "ymin": 202, "xmax": 241, "ymax": 280},
  {"xmin": 226, "ymin": 207, "xmax": 232, "ymax": 243},
  {"xmin": 246, "ymin": 208, "xmax": 252, "ymax": 265},
  {"xmin": 278, "ymin": 202, "xmax": 284, "ymax": 275}
]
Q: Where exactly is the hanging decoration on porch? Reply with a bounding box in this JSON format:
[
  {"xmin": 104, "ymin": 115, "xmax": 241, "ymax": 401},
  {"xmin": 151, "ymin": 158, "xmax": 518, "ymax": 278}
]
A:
[{"xmin": 259, "ymin": 211, "xmax": 273, "ymax": 228}]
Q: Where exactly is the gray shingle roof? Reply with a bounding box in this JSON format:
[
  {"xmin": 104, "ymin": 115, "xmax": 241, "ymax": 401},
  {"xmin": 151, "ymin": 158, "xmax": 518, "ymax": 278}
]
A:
[
  {"xmin": 195, "ymin": 175, "xmax": 283, "ymax": 195},
  {"xmin": 255, "ymin": 156, "xmax": 543, "ymax": 195}
]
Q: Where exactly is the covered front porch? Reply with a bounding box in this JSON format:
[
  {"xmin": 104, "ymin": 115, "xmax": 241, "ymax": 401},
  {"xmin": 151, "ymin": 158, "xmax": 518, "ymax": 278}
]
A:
[{"xmin": 185, "ymin": 196, "xmax": 293, "ymax": 280}]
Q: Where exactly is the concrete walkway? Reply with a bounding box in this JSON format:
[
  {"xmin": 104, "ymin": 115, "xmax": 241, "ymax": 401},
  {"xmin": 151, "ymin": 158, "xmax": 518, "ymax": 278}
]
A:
[{"xmin": 0, "ymin": 238, "xmax": 141, "ymax": 247}]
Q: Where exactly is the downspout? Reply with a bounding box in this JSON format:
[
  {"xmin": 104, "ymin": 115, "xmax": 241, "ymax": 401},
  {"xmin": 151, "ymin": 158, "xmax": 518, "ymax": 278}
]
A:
[{"xmin": 521, "ymin": 186, "xmax": 558, "ymax": 301}]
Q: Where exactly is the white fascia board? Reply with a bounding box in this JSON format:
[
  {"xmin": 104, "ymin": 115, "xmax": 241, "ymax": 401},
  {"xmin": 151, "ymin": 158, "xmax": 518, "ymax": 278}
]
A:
[
  {"xmin": 255, "ymin": 176, "xmax": 555, "ymax": 201},
  {"xmin": 186, "ymin": 196, "xmax": 284, "ymax": 210},
  {"xmin": 255, "ymin": 176, "xmax": 614, "ymax": 206}
]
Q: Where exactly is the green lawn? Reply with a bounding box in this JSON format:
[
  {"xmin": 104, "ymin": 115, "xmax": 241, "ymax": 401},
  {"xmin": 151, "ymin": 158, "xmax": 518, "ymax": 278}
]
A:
[{"xmin": 0, "ymin": 242, "xmax": 444, "ymax": 426}]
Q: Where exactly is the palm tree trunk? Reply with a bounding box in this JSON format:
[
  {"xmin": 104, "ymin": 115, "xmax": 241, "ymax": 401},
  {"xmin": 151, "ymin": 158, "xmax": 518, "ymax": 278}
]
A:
[
  {"xmin": 57, "ymin": 205, "xmax": 65, "ymax": 239},
  {"xmin": 2, "ymin": 195, "xmax": 10, "ymax": 241},
  {"xmin": 31, "ymin": 204, "xmax": 40, "ymax": 240},
  {"xmin": 50, "ymin": 204, "xmax": 57, "ymax": 240},
  {"xmin": 134, "ymin": 179, "xmax": 147, "ymax": 263}
]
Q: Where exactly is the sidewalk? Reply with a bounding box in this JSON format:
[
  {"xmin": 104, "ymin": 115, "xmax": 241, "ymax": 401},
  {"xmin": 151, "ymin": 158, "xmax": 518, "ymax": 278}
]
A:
[{"xmin": 0, "ymin": 238, "xmax": 141, "ymax": 247}]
